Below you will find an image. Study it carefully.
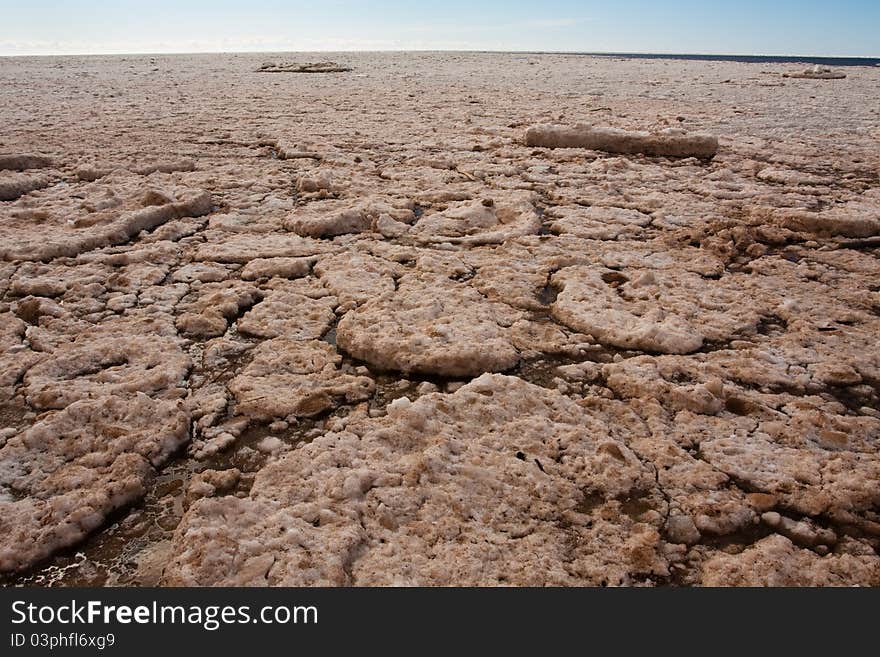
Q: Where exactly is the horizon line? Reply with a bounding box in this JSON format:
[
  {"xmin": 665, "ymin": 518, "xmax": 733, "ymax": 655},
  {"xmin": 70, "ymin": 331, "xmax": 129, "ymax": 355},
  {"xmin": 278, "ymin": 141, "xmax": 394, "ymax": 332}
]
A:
[{"xmin": 1, "ymin": 48, "xmax": 879, "ymax": 60}]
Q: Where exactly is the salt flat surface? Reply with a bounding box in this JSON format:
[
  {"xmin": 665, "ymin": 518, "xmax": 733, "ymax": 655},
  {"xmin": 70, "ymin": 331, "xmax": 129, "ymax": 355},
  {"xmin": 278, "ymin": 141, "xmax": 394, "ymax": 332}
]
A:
[{"xmin": 0, "ymin": 52, "xmax": 878, "ymax": 586}]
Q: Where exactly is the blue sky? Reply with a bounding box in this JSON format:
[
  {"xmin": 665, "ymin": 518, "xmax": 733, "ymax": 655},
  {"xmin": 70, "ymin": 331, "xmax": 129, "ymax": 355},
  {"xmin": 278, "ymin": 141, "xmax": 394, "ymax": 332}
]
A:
[{"xmin": 1, "ymin": 1, "xmax": 877, "ymax": 56}]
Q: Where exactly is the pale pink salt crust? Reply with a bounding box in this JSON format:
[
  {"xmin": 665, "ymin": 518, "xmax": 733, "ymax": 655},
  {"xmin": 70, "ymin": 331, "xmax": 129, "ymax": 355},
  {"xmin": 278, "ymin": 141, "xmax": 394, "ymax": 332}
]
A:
[{"xmin": 0, "ymin": 53, "xmax": 878, "ymax": 586}]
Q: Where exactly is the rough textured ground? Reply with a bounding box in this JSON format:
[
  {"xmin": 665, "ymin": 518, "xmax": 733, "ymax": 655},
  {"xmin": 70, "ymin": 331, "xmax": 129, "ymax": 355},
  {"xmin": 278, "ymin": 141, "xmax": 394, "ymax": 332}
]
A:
[{"xmin": 1, "ymin": 52, "xmax": 879, "ymax": 587}]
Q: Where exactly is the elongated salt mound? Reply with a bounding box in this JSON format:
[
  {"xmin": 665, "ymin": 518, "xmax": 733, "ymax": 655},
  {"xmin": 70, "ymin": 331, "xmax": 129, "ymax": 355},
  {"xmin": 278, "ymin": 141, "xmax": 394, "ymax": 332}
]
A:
[
  {"xmin": 0, "ymin": 174, "xmax": 50, "ymax": 201},
  {"xmin": 0, "ymin": 153, "xmax": 52, "ymax": 171},
  {"xmin": 0, "ymin": 189, "xmax": 213, "ymax": 261},
  {"xmin": 524, "ymin": 124, "xmax": 719, "ymax": 159},
  {"xmin": 783, "ymin": 65, "xmax": 846, "ymax": 80},
  {"xmin": 256, "ymin": 61, "xmax": 352, "ymax": 73}
]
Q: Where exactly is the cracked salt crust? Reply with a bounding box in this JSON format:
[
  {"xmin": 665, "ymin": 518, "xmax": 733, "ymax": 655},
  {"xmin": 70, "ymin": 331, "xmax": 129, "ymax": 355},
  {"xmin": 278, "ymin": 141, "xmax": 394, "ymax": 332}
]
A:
[{"xmin": 0, "ymin": 52, "xmax": 878, "ymax": 585}]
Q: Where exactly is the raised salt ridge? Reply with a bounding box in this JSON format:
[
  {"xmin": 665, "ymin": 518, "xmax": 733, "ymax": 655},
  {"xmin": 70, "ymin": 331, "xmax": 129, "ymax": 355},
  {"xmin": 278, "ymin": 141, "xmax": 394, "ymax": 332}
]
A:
[{"xmin": 524, "ymin": 124, "xmax": 719, "ymax": 159}]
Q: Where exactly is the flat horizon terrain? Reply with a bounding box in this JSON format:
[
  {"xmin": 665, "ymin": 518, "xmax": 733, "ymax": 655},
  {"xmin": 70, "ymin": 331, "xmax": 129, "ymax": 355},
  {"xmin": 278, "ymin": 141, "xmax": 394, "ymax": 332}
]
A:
[{"xmin": 1, "ymin": 52, "xmax": 879, "ymax": 586}]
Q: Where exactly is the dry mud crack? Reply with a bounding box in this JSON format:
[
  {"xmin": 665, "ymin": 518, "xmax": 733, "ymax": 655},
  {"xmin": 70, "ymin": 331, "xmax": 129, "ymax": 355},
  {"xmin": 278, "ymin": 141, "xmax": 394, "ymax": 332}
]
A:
[{"xmin": 0, "ymin": 53, "xmax": 879, "ymax": 586}]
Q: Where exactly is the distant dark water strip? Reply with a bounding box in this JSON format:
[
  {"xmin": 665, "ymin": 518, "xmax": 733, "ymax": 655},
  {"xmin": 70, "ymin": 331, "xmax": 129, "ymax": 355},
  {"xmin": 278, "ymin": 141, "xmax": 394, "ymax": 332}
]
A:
[{"xmin": 527, "ymin": 52, "xmax": 880, "ymax": 67}]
